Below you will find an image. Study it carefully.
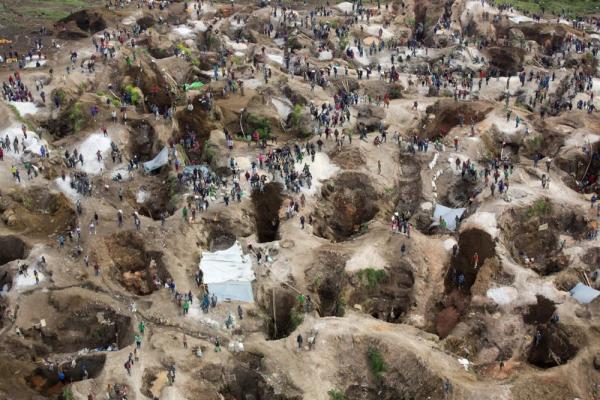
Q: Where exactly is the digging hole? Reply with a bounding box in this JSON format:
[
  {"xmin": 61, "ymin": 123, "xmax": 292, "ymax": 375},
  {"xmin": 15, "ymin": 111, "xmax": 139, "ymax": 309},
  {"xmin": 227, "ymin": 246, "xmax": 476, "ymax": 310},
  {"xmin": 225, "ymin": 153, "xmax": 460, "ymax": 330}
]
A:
[
  {"xmin": 252, "ymin": 183, "xmax": 283, "ymax": 243},
  {"xmin": 527, "ymin": 324, "xmax": 580, "ymax": 369},
  {"xmin": 219, "ymin": 366, "xmax": 302, "ymax": 400},
  {"xmin": 445, "ymin": 228, "xmax": 496, "ymax": 292},
  {"xmin": 523, "ymin": 295, "xmax": 556, "ymax": 325},
  {"xmin": 105, "ymin": 231, "xmax": 172, "ymax": 295},
  {"xmin": 0, "ymin": 235, "xmax": 29, "ymax": 266},
  {"xmin": 129, "ymin": 120, "xmax": 158, "ymax": 162},
  {"xmin": 263, "ymin": 289, "xmax": 300, "ymax": 340},
  {"xmin": 28, "ymin": 354, "xmax": 106, "ymax": 397}
]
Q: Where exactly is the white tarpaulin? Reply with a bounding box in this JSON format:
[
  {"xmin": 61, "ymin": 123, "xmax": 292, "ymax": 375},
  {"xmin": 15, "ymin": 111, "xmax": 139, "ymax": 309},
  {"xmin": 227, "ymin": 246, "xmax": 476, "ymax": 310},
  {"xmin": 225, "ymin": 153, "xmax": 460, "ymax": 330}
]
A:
[
  {"xmin": 431, "ymin": 204, "xmax": 466, "ymax": 231},
  {"xmin": 200, "ymin": 242, "xmax": 255, "ymax": 302},
  {"xmin": 570, "ymin": 283, "xmax": 600, "ymax": 304},
  {"xmin": 143, "ymin": 146, "xmax": 169, "ymax": 173}
]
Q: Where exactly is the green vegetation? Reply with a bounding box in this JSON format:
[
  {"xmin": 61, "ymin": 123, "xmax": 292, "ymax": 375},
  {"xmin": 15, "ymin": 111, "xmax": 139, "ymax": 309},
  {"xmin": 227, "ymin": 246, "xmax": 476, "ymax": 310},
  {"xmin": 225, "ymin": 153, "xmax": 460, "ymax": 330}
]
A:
[
  {"xmin": 502, "ymin": 0, "xmax": 599, "ymax": 17},
  {"xmin": 339, "ymin": 36, "xmax": 349, "ymax": 51},
  {"xmin": 246, "ymin": 114, "xmax": 272, "ymax": 139},
  {"xmin": 290, "ymin": 104, "xmax": 303, "ymax": 127},
  {"xmin": 367, "ymin": 346, "xmax": 388, "ymax": 380},
  {"xmin": 176, "ymin": 42, "xmax": 192, "ymax": 57},
  {"xmin": 290, "ymin": 308, "xmax": 304, "ymax": 331},
  {"xmin": 62, "ymin": 387, "xmax": 74, "ymax": 400},
  {"xmin": 358, "ymin": 268, "xmax": 387, "ymax": 289},
  {"xmin": 328, "ymin": 389, "xmax": 347, "ymax": 400},
  {"xmin": 123, "ymin": 85, "xmax": 142, "ymax": 105},
  {"xmin": 527, "ymin": 198, "xmax": 551, "ymax": 218},
  {"xmin": 68, "ymin": 102, "xmax": 86, "ymax": 132}
]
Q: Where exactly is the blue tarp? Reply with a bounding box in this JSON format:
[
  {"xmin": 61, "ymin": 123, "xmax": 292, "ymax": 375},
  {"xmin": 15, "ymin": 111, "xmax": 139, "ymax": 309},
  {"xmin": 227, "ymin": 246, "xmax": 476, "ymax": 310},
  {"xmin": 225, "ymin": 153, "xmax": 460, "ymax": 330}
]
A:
[
  {"xmin": 570, "ymin": 283, "xmax": 600, "ymax": 304},
  {"xmin": 207, "ymin": 281, "xmax": 254, "ymax": 303},
  {"xmin": 431, "ymin": 204, "xmax": 466, "ymax": 231},
  {"xmin": 142, "ymin": 147, "xmax": 169, "ymax": 173}
]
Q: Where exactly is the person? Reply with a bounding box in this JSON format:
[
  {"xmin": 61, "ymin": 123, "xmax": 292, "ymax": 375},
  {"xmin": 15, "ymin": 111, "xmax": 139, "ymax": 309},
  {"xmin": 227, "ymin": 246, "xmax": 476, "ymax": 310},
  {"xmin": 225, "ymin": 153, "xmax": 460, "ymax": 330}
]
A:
[
  {"xmin": 378, "ymin": 160, "xmax": 382, "ymax": 175},
  {"xmin": 139, "ymin": 321, "xmax": 145, "ymax": 335},
  {"xmin": 473, "ymin": 252, "xmax": 479, "ymax": 269},
  {"xmin": 237, "ymin": 304, "xmax": 243, "ymax": 320},
  {"xmin": 296, "ymin": 334, "xmax": 303, "ymax": 350},
  {"xmin": 183, "ymin": 334, "xmax": 188, "ymax": 349},
  {"xmin": 135, "ymin": 334, "xmax": 142, "ymax": 349},
  {"xmin": 300, "ymin": 215, "xmax": 305, "ymax": 229}
]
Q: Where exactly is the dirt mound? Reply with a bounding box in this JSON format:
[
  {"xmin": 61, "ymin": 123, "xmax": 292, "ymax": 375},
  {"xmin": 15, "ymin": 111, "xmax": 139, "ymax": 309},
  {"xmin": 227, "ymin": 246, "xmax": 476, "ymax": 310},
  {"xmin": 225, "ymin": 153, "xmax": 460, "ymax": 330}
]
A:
[
  {"xmin": 500, "ymin": 200, "xmax": 590, "ymax": 275},
  {"xmin": 28, "ymin": 354, "xmax": 105, "ymax": 397},
  {"xmin": 422, "ymin": 100, "xmax": 492, "ymax": 139},
  {"xmin": 104, "ymin": 231, "xmax": 171, "ymax": 295},
  {"xmin": 252, "ymin": 182, "xmax": 283, "ymax": 243},
  {"xmin": 527, "ymin": 324, "xmax": 583, "ymax": 368},
  {"xmin": 313, "ymin": 172, "xmax": 379, "ymax": 242},
  {"xmin": 1, "ymin": 187, "xmax": 76, "ymax": 237},
  {"xmin": 0, "ymin": 235, "xmax": 29, "ymax": 266},
  {"xmin": 329, "ymin": 147, "xmax": 366, "ymax": 170},
  {"xmin": 485, "ymin": 47, "xmax": 526, "ymax": 76},
  {"xmin": 60, "ymin": 10, "xmax": 107, "ymax": 33}
]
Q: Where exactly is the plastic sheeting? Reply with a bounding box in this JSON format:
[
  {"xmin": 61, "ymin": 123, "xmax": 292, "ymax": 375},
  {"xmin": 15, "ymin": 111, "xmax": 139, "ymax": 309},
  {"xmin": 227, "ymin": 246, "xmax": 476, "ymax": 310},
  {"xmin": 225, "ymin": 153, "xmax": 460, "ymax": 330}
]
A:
[
  {"xmin": 200, "ymin": 242, "xmax": 255, "ymax": 303},
  {"xmin": 570, "ymin": 283, "xmax": 600, "ymax": 304},
  {"xmin": 143, "ymin": 147, "xmax": 169, "ymax": 173},
  {"xmin": 431, "ymin": 204, "xmax": 466, "ymax": 231}
]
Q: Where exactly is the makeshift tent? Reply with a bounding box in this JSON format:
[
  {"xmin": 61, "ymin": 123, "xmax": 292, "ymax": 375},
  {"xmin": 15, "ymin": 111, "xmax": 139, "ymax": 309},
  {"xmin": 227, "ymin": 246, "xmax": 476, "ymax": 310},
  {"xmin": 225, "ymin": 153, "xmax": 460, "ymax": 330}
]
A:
[
  {"xmin": 142, "ymin": 147, "xmax": 169, "ymax": 173},
  {"xmin": 570, "ymin": 283, "xmax": 600, "ymax": 304},
  {"xmin": 431, "ymin": 204, "xmax": 466, "ymax": 231},
  {"xmin": 199, "ymin": 242, "xmax": 255, "ymax": 302},
  {"xmin": 184, "ymin": 81, "xmax": 205, "ymax": 91}
]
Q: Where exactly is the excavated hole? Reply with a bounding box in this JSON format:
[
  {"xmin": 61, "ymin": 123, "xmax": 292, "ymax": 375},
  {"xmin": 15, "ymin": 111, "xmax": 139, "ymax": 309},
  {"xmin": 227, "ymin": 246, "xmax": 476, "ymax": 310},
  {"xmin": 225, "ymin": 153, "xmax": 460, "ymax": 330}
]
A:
[
  {"xmin": 252, "ymin": 183, "xmax": 283, "ymax": 243},
  {"xmin": 527, "ymin": 324, "xmax": 580, "ymax": 369},
  {"xmin": 0, "ymin": 235, "xmax": 29, "ymax": 266},
  {"xmin": 523, "ymin": 295, "xmax": 556, "ymax": 325},
  {"xmin": 422, "ymin": 100, "xmax": 492, "ymax": 139},
  {"xmin": 219, "ymin": 366, "xmax": 302, "ymax": 400},
  {"xmin": 500, "ymin": 201, "xmax": 590, "ymax": 275},
  {"xmin": 348, "ymin": 261, "xmax": 415, "ymax": 323},
  {"xmin": 28, "ymin": 354, "xmax": 106, "ymax": 397},
  {"xmin": 105, "ymin": 231, "xmax": 172, "ymax": 295},
  {"xmin": 24, "ymin": 295, "xmax": 134, "ymax": 354},
  {"xmin": 136, "ymin": 175, "xmax": 177, "ymax": 220},
  {"xmin": 262, "ymin": 289, "xmax": 299, "ymax": 340},
  {"xmin": 312, "ymin": 172, "xmax": 379, "ymax": 242},
  {"xmin": 129, "ymin": 120, "xmax": 158, "ymax": 162}
]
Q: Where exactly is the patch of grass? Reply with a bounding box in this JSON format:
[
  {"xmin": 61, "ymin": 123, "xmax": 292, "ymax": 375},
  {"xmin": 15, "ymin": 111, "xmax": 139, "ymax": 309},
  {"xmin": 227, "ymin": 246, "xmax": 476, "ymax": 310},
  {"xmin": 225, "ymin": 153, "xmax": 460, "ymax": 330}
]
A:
[
  {"xmin": 176, "ymin": 42, "xmax": 191, "ymax": 57},
  {"xmin": 123, "ymin": 85, "xmax": 142, "ymax": 105},
  {"xmin": 290, "ymin": 104, "xmax": 303, "ymax": 127},
  {"xmin": 328, "ymin": 389, "xmax": 346, "ymax": 400},
  {"xmin": 367, "ymin": 346, "xmax": 388, "ymax": 380},
  {"xmin": 62, "ymin": 387, "xmax": 74, "ymax": 400},
  {"xmin": 6, "ymin": 104, "xmax": 35, "ymax": 131},
  {"xmin": 358, "ymin": 268, "xmax": 386, "ymax": 289},
  {"xmin": 290, "ymin": 308, "xmax": 304, "ymax": 331},
  {"xmin": 501, "ymin": 0, "xmax": 600, "ymax": 17},
  {"xmin": 246, "ymin": 113, "xmax": 272, "ymax": 139},
  {"xmin": 338, "ymin": 36, "xmax": 349, "ymax": 52},
  {"xmin": 68, "ymin": 102, "xmax": 85, "ymax": 131},
  {"xmin": 527, "ymin": 198, "xmax": 551, "ymax": 218}
]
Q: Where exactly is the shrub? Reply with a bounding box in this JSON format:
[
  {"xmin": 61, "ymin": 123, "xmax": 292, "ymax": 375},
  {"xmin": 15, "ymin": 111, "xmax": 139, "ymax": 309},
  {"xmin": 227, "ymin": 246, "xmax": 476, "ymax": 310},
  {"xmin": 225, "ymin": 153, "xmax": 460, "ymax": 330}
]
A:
[
  {"xmin": 527, "ymin": 198, "xmax": 551, "ymax": 218},
  {"xmin": 68, "ymin": 102, "xmax": 85, "ymax": 131},
  {"xmin": 246, "ymin": 114, "xmax": 272, "ymax": 139},
  {"xmin": 367, "ymin": 346, "xmax": 388, "ymax": 380},
  {"xmin": 359, "ymin": 268, "xmax": 386, "ymax": 289},
  {"xmin": 328, "ymin": 389, "xmax": 346, "ymax": 400}
]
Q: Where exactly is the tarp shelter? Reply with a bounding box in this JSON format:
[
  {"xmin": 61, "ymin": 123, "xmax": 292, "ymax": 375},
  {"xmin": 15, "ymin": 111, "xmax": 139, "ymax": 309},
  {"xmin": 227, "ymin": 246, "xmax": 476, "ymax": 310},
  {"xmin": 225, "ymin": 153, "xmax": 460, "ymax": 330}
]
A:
[
  {"xmin": 142, "ymin": 146, "xmax": 169, "ymax": 173},
  {"xmin": 431, "ymin": 204, "xmax": 466, "ymax": 231},
  {"xmin": 570, "ymin": 283, "xmax": 600, "ymax": 304},
  {"xmin": 199, "ymin": 242, "xmax": 255, "ymax": 302},
  {"xmin": 184, "ymin": 81, "xmax": 205, "ymax": 91}
]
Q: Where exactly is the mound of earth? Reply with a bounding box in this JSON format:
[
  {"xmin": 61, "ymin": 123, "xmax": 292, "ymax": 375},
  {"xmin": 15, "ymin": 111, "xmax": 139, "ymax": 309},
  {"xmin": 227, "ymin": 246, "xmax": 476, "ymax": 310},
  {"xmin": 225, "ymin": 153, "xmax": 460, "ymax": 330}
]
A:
[{"xmin": 313, "ymin": 172, "xmax": 380, "ymax": 242}]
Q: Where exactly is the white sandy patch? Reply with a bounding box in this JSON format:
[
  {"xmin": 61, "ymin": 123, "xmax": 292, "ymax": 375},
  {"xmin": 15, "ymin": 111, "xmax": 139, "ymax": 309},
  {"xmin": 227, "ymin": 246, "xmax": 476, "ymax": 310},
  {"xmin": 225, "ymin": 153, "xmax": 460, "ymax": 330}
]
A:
[
  {"xmin": 462, "ymin": 211, "xmax": 498, "ymax": 237},
  {"xmin": 243, "ymin": 79, "xmax": 262, "ymax": 89},
  {"xmin": 137, "ymin": 190, "xmax": 150, "ymax": 203},
  {"xmin": 346, "ymin": 245, "xmax": 387, "ymax": 273},
  {"xmin": 267, "ymin": 53, "xmax": 284, "ymax": 65},
  {"xmin": 77, "ymin": 133, "xmax": 112, "ymax": 175},
  {"xmin": 224, "ymin": 37, "xmax": 248, "ymax": 51},
  {"xmin": 318, "ymin": 50, "xmax": 333, "ymax": 61},
  {"xmin": 0, "ymin": 123, "xmax": 47, "ymax": 158},
  {"xmin": 55, "ymin": 176, "xmax": 80, "ymax": 200},
  {"xmin": 509, "ymin": 15, "xmax": 534, "ymax": 24},
  {"xmin": 443, "ymin": 238, "xmax": 458, "ymax": 251},
  {"xmin": 24, "ymin": 59, "xmax": 47, "ymax": 69},
  {"xmin": 191, "ymin": 20, "xmax": 208, "ymax": 32},
  {"xmin": 295, "ymin": 152, "xmax": 339, "ymax": 195},
  {"xmin": 9, "ymin": 102, "xmax": 40, "ymax": 116},
  {"xmin": 487, "ymin": 286, "xmax": 518, "ymax": 305},
  {"xmin": 271, "ymin": 98, "xmax": 292, "ymax": 120},
  {"xmin": 347, "ymin": 46, "xmax": 370, "ymax": 66},
  {"xmin": 173, "ymin": 25, "xmax": 195, "ymax": 37},
  {"xmin": 336, "ymin": 1, "xmax": 354, "ymax": 13},
  {"xmin": 15, "ymin": 267, "xmax": 45, "ymax": 288},
  {"xmin": 365, "ymin": 24, "xmax": 394, "ymax": 40}
]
